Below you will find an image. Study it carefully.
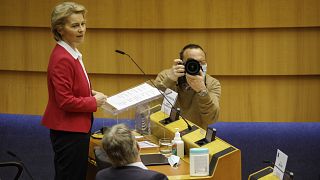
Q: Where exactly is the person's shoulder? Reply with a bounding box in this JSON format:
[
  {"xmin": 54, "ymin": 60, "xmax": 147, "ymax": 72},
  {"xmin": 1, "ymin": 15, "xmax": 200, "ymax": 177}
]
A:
[
  {"xmin": 133, "ymin": 168, "xmax": 167, "ymax": 180},
  {"xmin": 49, "ymin": 45, "xmax": 75, "ymax": 67},
  {"xmin": 121, "ymin": 166, "xmax": 167, "ymax": 180},
  {"xmin": 50, "ymin": 44, "xmax": 73, "ymax": 61},
  {"xmin": 205, "ymin": 75, "xmax": 221, "ymax": 93},
  {"xmin": 206, "ymin": 74, "xmax": 220, "ymax": 84},
  {"xmin": 95, "ymin": 167, "xmax": 111, "ymax": 180},
  {"xmin": 146, "ymin": 169, "xmax": 168, "ymax": 180},
  {"xmin": 96, "ymin": 166, "xmax": 168, "ymax": 180},
  {"xmin": 95, "ymin": 167, "xmax": 120, "ymax": 180},
  {"xmin": 51, "ymin": 44, "xmax": 67, "ymax": 54}
]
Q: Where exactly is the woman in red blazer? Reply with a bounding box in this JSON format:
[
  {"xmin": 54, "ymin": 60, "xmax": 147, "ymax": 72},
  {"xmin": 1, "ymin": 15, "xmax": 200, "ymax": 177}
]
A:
[{"xmin": 42, "ymin": 2, "xmax": 107, "ymax": 180}]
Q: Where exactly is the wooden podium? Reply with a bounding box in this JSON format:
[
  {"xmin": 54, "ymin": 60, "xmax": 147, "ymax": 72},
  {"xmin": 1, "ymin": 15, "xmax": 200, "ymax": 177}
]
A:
[{"xmin": 149, "ymin": 111, "xmax": 241, "ymax": 180}]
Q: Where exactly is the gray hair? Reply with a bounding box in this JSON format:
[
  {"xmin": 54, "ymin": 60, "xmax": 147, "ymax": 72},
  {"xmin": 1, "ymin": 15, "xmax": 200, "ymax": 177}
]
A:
[
  {"xmin": 51, "ymin": 2, "xmax": 87, "ymax": 41},
  {"xmin": 102, "ymin": 124, "xmax": 139, "ymax": 167}
]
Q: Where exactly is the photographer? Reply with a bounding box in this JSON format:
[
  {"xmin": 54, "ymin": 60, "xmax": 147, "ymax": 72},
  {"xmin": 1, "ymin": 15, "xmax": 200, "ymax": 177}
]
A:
[{"xmin": 154, "ymin": 44, "xmax": 221, "ymax": 129}]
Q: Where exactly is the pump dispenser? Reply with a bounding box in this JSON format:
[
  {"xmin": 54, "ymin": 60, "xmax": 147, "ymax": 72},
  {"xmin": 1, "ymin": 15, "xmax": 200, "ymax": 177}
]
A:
[{"xmin": 172, "ymin": 128, "xmax": 184, "ymax": 158}]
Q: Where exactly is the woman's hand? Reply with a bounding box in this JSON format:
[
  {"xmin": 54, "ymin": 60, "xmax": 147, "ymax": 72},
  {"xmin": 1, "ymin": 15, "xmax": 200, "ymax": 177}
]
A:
[{"xmin": 92, "ymin": 90, "xmax": 107, "ymax": 107}]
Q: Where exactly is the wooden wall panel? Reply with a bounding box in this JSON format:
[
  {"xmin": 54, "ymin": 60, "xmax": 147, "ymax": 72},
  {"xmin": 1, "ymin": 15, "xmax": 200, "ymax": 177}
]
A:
[
  {"xmin": 0, "ymin": 71, "xmax": 319, "ymax": 122},
  {"xmin": 0, "ymin": 27, "xmax": 54, "ymax": 72},
  {"xmin": 0, "ymin": 71, "xmax": 48, "ymax": 114},
  {"xmin": 219, "ymin": 75, "xmax": 320, "ymax": 122},
  {"xmin": 0, "ymin": 0, "xmax": 319, "ymax": 122},
  {"xmin": 0, "ymin": 0, "xmax": 319, "ymax": 28},
  {"xmin": 0, "ymin": 71, "xmax": 152, "ymax": 119},
  {"xmin": 1, "ymin": 27, "xmax": 319, "ymax": 75}
]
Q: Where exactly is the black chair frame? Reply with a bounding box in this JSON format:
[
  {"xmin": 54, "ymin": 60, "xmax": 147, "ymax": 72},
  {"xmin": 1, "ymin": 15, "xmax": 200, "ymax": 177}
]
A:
[{"xmin": 0, "ymin": 161, "xmax": 23, "ymax": 180}]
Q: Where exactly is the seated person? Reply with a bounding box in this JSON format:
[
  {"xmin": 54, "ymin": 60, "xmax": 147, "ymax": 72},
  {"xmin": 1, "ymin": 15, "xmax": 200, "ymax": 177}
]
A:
[
  {"xmin": 154, "ymin": 44, "xmax": 221, "ymax": 129},
  {"xmin": 95, "ymin": 124, "xmax": 168, "ymax": 180}
]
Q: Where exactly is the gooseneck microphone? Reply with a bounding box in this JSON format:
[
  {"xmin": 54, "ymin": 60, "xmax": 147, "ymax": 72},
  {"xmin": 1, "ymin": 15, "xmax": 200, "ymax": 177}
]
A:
[
  {"xmin": 115, "ymin": 49, "xmax": 192, "ymax": 131},
  {"xmin": 7, "ymin": 151, "xmax": 35, "ymax": 180},
  {"xmin": 115, "ymin": 49, "xmax": 125, "ymax": 55},
  {"xmin": 263, "ymin": 160, "xmax": 294, "ymax": 179}
]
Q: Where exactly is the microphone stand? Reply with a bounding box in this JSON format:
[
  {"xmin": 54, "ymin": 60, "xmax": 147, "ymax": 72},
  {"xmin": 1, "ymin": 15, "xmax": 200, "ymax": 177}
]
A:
[{"xmin": 115, "ymin": 50, "xmax": 193, "ymax": 131}]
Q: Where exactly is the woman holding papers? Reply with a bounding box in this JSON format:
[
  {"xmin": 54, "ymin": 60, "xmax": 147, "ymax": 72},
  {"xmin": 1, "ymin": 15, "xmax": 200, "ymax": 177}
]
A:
[{"xmin": 42, "ymin": 2, "xmax": 107, "ymax": 180}]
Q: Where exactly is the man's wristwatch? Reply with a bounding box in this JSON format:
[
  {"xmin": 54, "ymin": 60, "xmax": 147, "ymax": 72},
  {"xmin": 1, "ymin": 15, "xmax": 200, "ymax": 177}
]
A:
[{"xmin": 197, "ymin": 89, "xmax": 208, "ymax": 97}]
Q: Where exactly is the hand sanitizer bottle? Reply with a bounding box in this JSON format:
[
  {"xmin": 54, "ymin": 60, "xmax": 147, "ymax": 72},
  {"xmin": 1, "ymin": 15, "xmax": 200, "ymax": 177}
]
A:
[{"xmin": 172, "ymin": 128, "xmax": 184, "ymax": 158}]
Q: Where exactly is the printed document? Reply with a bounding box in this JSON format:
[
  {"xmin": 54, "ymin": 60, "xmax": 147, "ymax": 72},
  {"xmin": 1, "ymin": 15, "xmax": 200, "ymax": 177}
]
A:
[
  {"xmin": 273, "ymin": 149, "xmax": 288, "ymax": 180},
  {"xmin": 161, "ymin": 88, "xmax": 178, "ymax": 115},
  {"xmin": 105, "ymin": 83, "xmax": 162, "ymax": 114}
]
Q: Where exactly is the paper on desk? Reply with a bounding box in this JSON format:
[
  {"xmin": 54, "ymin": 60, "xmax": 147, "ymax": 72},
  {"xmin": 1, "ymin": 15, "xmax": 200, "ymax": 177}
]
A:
[
  {"xmin": 106, "ymin": 83, "xmax": 161, "ymax": 111},
  {"xmin": 273, "ymin": 149, "xmax": 288, "ymax": 180},
  {"xmin": 135, "ymin": 135, "xmax": 144, "ymax": 139},
  {"xmin": 138, "ymin": 141, "xmax": 159, "ymax": 148},
  {"xmin": 161, "ymin": 88, "xmax": 178, "ymax": 115}
]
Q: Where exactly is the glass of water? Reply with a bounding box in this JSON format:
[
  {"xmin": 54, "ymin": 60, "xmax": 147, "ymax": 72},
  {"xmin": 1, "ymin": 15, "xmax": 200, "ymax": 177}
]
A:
[{"xmin": 159, "ymin": 138, "xmax": 172, "ymax": 156}]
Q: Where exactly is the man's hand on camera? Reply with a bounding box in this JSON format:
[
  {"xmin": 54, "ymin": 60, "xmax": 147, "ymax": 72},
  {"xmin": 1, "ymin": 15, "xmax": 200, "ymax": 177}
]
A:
[
  {"xmin": 186, "ymin": 71, "xmax": 206, "ymax": 93},
  {"xmin": 168, "ymin": 59, "xmax": 185, "ymax": 81}
]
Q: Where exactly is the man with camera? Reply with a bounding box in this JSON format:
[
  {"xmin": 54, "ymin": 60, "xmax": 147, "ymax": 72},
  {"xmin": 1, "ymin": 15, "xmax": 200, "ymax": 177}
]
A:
[{"xmin": 154, "ymin": 44, "xmax": 221, "ymax": 129}]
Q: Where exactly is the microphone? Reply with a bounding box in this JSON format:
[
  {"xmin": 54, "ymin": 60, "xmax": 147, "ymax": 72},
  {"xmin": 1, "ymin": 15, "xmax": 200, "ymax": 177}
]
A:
[
  {"xmin": 263, "ymin": 160, "xmax": 294, "ymax": 179},
  {"xmin": 115, "ymin": 49, "xmax": 192, "ymax": 131},
  {"xmin": 115, "ymin": 49, "xmax": 125, "ymax": 55},
  {"xmin": 7, "ymin": 151, "xmax": 35, "ymax": 180}
]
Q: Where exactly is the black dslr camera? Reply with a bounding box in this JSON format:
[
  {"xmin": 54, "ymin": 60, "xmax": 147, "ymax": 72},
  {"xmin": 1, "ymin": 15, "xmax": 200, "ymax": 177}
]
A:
[
  {"xmin": 178, "ymin": 58, "xmax": 201, "ymax": 89},
  {"xmin": 181, "ymin": 58, "xmax": 201, "ymax": 75}
]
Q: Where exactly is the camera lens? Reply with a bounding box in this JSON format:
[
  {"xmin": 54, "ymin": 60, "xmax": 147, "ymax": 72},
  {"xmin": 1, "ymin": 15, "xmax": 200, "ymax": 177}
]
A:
[{"xmin": 185, "ymin": 58, "xmax": 201, "ymax": 75}]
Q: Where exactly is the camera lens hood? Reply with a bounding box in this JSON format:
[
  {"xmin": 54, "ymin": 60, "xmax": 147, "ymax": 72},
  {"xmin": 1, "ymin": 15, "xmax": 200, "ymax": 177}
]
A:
[{"xmin": 185, "ymin": 58, "xmax": 201, "ymax": 75}]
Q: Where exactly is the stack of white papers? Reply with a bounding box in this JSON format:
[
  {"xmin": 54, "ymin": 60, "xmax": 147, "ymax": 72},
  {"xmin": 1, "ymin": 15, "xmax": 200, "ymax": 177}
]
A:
[{"xmin": 103, "ymin": 83, "xmax": 162, "ymax": 115}]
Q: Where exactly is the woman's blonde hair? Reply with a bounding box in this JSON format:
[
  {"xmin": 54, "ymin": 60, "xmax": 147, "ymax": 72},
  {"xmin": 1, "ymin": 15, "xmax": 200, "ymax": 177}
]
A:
[
  {"xmin": 51, "ymin": 2, "xmax": 87, "ymax": 41},
  {"xmin": 102, "ymin": 124, "xmax": 139, "ymax": 167}
]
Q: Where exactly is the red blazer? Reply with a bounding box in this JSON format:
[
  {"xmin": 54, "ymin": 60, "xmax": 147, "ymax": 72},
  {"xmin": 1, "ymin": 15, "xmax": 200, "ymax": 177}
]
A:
[{"xmin": 42, "ymin": 44, "xmax": 97, "ymax": 133}]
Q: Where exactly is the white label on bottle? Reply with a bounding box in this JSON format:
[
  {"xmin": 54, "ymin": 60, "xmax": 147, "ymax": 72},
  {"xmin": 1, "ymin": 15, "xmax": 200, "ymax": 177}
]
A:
[{"xmin": 190, "ymin": 154, "xmax": 209, "ymax": 176}]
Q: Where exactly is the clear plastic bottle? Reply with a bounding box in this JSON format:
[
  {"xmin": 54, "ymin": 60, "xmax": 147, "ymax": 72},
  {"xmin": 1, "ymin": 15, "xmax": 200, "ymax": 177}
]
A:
[{"xmin": 172, "ymin": 128, "xmax": 184, "ymax": 158}]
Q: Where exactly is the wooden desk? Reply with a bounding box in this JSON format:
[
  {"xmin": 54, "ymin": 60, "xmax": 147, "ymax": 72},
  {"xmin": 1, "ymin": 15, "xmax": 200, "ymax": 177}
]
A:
[
  {"xmin": 149, "ymin": 111, "xmax": 242, "ymax": 180},
  {"xmin": 89, "ymin": 135, "xmax": 191, "ymax": 179},
  {"xmin": 248, "ymin": 167, "xmax": 293, "ymax": 180},
  {"xmin": 248, "ymin": 167, "xmax": 279, "ymax": 180},
  {"xmin": 88, "ymin": 111, "xmax": 241, "ymax": 179},
  {"xmin": 89, "ymin": 136, "xmax": 241, "ymax": 179}
]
